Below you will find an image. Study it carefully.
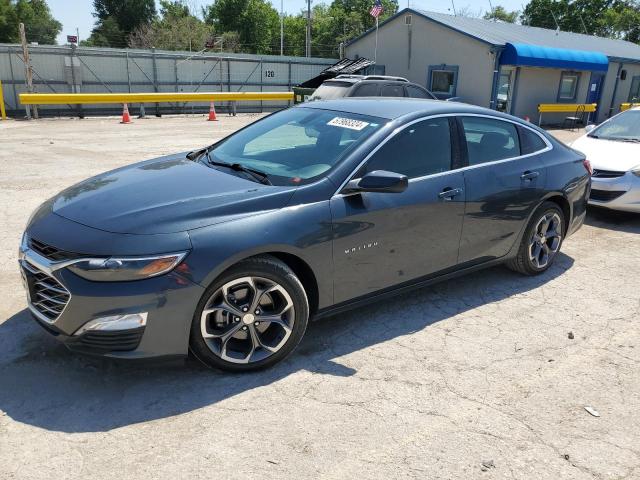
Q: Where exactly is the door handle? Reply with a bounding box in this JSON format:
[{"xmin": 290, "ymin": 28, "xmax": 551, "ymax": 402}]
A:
[
  {"xmin": 438, "ymin": 187, "xmax": 463, "ymax": 200},
  {"xmin": 521, "ymin": 171, "xmax": 540, "ymax": 181}
]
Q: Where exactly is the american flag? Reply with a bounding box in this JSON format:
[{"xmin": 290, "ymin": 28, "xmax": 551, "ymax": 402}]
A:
[{"xmin": 369, "ymin": 0, "xmax": 383, "ymax": 18}]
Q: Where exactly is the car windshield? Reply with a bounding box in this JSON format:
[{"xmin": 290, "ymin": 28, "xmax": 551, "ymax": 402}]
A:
[
  {"xmin": 589, "ymin": 110, "xmax": 640, "ymax": 141},
  {"xmin": 208, "ymin": 107, "xmax": 385, "ymax": 186},
  {"xmin": 309, "ymin": 81, "xmax": 352, "ymax": 100}
]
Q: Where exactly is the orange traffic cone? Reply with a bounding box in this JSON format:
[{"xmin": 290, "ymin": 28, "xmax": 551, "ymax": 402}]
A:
[
  {"xmin": 207, "ymin": 101, "xmax": 218, "ymax": 121},
  {"xmin": 120, "ymin": 103, "xmax": 132, "ymax": 124}
]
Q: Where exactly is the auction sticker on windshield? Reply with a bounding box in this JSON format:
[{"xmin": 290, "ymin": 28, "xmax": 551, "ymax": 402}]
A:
[{"xmin": 327, "ymin": 117, "xmax": 370, "ymax": 131}]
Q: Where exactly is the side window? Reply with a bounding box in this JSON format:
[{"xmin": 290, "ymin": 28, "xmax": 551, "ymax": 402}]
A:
[
  {"xmin": 406, "ymin": 85, "xmax": 431, "ymax": 99},
  {"xmin": 362, "ymin": 118, "xmax": 452, "ymax": 179},
  {"xmin": 380, "ymin": 84, "xmax": 405, "ymax": 97},
  {"xmin": 351, "ymin": 83, "xmax": 379, "ymax": 97},
  {"xmin": 461, "ymin": 117, "xmax": 520, "ymax": 165},
  {"xmin": 518, "ymin": 126, "xmax": 547, "ymax": 155}
]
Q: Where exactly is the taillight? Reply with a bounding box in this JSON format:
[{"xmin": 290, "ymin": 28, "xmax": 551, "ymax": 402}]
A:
[{"xmin": 583, "ymin": 158, "xmax": 593, "ymax": 175}]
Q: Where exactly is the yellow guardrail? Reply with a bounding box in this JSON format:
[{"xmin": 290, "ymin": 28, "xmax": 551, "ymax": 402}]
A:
[
  {"xmin": 0, "ymin": 80, "xmax": 6, "ymax": 120},
  {"xmin": 620, "ymin": 103, "xmax": 640, "ymax": 112},
  {"xmin": 537, "ymin": 103, "xmax": 597, "ymax": 126},
  {"xmin": 19, "ymin": 91, "xmax": 294, "ymax": 105}
]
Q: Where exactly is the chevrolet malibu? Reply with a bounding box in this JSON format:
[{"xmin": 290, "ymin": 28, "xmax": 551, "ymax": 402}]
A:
[{"xmin": 19, "ymin": 99, "xmax": 590, "ymax": 371}]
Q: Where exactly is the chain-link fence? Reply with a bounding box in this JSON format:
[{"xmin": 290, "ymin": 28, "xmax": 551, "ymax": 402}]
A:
[{"xmin": 0, "ymin": 44, "xmax": 336, "ymax": 117}]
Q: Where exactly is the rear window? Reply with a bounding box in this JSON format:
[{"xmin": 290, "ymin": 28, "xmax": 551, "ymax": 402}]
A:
[
  {"xmin": 309, "ymin": 81, "xmax": 351, "ymax": 100},
  {"xmin": 406, "ymin": 85, "xmax": 433, "ymax": 99},
  {"xmin": 351, "ymin": 83, "xmax": 380, "ymax": 97},
  {"xmin": 380, "ymin": 84, "xmax": 405, "ymax": 97}
]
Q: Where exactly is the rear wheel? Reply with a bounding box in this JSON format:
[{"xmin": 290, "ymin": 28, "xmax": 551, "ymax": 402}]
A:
[
  {"xmin": 507, "ymin": 202, "xmax": 565, "ymax": 275},
  {"xmin": 190, "ymin": 256, "xmax": 309, "ymax": 372}
]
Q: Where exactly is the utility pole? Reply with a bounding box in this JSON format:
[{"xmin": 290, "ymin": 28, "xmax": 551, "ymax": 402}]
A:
[
  {"xmin": 19, "ymin": 23, "xmax": 37, "ymax": 119},
  {"xmin": 306, "ymin": 0, "xmax": 311, "ymax": 57},
  {"xmin": 280, "ymin": 0, "xmax": 284, "ymax": 55}
]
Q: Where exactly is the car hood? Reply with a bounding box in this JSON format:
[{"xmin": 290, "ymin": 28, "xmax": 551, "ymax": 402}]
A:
[
  {"xmin": 51, "ymin": 153, "xmax": 296, "ymax": 234},
  {"xmin": 571, "ymin": 135, "xmax": 640, "ymax": 171}
]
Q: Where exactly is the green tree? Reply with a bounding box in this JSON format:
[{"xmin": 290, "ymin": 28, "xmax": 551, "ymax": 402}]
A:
[
  {"xmin": 0, "ymin": 0, "xmax": 61, "ymax": 44},
  {"xmin": 521, "ymin": 0, "xmax": 640, "ymax": 42},
  {"xmin": 85, "ymin": 0, "xmax": 156, "ymax": 47},
  {"xmin": 204, "ymin": 0, "xmax": 280, "ymax": 54},
  {"xmin": 129, "ymin": 0, "xmax": 213, "ymax": 51},
  {"xmin": 0, "ymin": 0, "xmax": 18, "ymax": 42},
  {"xmin": 483, "ymin": 5, "xmax": 519, "ymax": 23}
]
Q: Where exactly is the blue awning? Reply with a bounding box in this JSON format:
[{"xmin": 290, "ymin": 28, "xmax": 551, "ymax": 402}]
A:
[{"xmin": 500, "ymin": 43, "xmax": 609, "ymax": 72}]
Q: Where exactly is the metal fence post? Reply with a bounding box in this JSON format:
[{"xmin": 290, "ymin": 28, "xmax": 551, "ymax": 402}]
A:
[
  {"xmin": 70, "ymin": 45, "xmax": 84, "ymax": 118},
  {"xmin": 125, "ymin": 51, "xmax": 132, "ymax": 93},
  {"xmin": 8, "ymin": 47, "xmax": 18, "ymax": 116},
  {"xmin": 151, "ymin": 47, "xmax": 160, "ymax": 116}
]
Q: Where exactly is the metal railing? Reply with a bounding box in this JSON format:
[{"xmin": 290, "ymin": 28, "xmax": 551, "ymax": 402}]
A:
[{"xmin": 0, "ymin": 43, "xmax": 335, "ymax": 117}]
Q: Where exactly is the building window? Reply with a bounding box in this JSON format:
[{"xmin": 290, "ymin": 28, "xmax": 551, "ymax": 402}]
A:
[
  {"xmin": 428, "ymin": 65, "xmax": 459, "ymax": 99},
  {"xmin": 628, "ymin": 76, "xmax": 640, "ymax": 103},
  {"xmin": 558, "ymin": 72, "xmax": 580, "ymax": 101}
]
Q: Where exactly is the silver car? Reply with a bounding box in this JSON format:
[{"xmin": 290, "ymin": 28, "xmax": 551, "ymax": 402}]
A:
[{"xmin": 571, "ymin": 107, "xmax": 640, "ymax": 212}]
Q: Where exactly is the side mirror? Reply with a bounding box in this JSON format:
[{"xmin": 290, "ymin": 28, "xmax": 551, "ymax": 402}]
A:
[
  {"xmin": 584, "ymin": 124, "xmax": 596, "ymax": 133},
  {"xmin": 342, "ymin": 170, "xmax": 408, "ymax": 195}
]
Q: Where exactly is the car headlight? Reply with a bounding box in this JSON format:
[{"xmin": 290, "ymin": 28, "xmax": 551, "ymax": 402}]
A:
[{"xmin": 68, "ymin": 252, "xmax": 188, "ymax": 282}]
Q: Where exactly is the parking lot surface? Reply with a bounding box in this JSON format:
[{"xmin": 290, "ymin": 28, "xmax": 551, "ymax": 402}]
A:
[{"xmin": 1, "ymin": 115, "xmax": 639, "ymax": 480}]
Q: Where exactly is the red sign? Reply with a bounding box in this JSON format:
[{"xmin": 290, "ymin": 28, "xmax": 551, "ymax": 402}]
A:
[{"xmin": 67, "ymin": 35, "xmax": 78, "ymax": 44}]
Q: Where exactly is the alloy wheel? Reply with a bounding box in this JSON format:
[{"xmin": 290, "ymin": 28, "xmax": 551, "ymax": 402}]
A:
[
  {"xmin": 529, "ymin": 212, "xmax": 562, "ymax": 269},
  {"xmin": 200, "ymin": 276, "xmax": 295, "ymax": 364}
]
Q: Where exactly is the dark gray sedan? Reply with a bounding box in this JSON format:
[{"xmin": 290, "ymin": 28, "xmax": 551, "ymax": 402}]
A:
[{"xmin": 19, "ymin": 99, "xmax": 590, "ymax": 371}]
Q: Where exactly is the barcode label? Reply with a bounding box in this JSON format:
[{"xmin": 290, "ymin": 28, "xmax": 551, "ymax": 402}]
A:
[{"xmin": 327, "ymin": 117, "xmax": 370, "ymax": 131}]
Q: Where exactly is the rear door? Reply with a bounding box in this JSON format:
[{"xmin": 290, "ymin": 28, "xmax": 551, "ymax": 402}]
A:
[
  {"xmin": 330, "ymin": 116, "xmax": 466, "ymax": 303},
  {"xmin": 457, "ymin": 116, "xmax": 550, "ymax": 264}
]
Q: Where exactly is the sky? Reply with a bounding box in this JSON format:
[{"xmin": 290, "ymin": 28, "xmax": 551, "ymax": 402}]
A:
[{"xmin": 51, "ymin": 0, "xmax": 526, "ymax": 45}]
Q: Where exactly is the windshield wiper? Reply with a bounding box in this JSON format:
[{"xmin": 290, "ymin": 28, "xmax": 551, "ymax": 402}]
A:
[
  {"xmin": 207, "ymin": 157, "xmax": 272, "ymax": 185},
  {"xmin": 618, "ymin": 138, "xmax": 640, "ymax": 143},
  {"xmin": 186, "ymin": 147, "xmax": 272, "ymax": 185}
]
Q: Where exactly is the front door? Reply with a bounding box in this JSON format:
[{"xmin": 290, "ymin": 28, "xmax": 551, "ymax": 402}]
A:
[
  {"xmin": 331, "ymin": 117, "xmax": 466, "ymax": 304},
  {"xmin": 587, "ymin": 72, "xmax": 606, "ymax": 122}
]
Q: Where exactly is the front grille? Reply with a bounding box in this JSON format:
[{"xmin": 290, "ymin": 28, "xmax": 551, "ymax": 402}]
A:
[
  {"xmin": 21, "ymin": 261, "xmax": 70, "ymax": 322},
  {"xmin": 28, "ymin": 237, "xmax": 79, "ymax": 262},
  {"xmin": 76, "ymin": 328, "xmax": 144, "ymax": 352},
  {"xmin": 592, "ymin": 169, "xmax": 626, "ymax": 178},
  {"xmin": 589, "ymin": 189, "xmax": 627, "ymax": 202}
]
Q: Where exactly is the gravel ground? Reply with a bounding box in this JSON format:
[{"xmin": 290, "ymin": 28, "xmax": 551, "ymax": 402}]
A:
[{"xmin": 0, "ymin": 115, "xmax": 639, "ymax": 480}]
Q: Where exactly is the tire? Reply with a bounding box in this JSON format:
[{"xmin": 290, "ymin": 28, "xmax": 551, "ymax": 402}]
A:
[
  {"xmin": 189, "ymin": 255, "xmax": 309, "ymax": 372},
  {"xmin": 507, "ymin": 201, "xmax": 565, "ymax": 276}
]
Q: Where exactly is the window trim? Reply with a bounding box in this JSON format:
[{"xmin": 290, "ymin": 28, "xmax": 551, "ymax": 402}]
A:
[
  {"xmin": 428, "ymin": 64, "xmax": 459, "ymax": 99},
  {"xmin": 628, "ymin": 75, "xmax": 640, "ymax": 103},
  {"xmin": 557, "ymin": 71, "xmax": 581, "ymax": 102},
  {"xmin": 333, "ymin": 113, "xmax": 552, "ymax": 196}
]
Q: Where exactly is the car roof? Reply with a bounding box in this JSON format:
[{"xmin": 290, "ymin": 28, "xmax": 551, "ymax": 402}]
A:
[{"xmin": 297, "ymin": 98, "xmax": 505, "ymax": 121}]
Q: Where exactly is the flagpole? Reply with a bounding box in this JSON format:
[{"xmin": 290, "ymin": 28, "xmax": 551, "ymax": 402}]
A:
[{"xmin": 374, "ymin": 16, "xmax": 379, "ymax": 65}]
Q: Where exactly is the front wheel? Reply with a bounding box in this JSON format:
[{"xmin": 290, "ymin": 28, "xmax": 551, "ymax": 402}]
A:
[
  {"xmin": 189, "ymin": 256, "xmax": 309, "ymax": 372},
  {"xmin": 507, "ymin": 202, "xmax": 565, "ymax": 275}
]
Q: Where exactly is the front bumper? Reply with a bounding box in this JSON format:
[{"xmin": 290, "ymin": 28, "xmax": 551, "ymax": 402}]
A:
[
  {"xmin": 588, "ymin": 171, "xmax": 640, "ymax": 213},
  {"xmin": 19, "ymin": 244, "xmax": 205, "ymax": 360}
]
